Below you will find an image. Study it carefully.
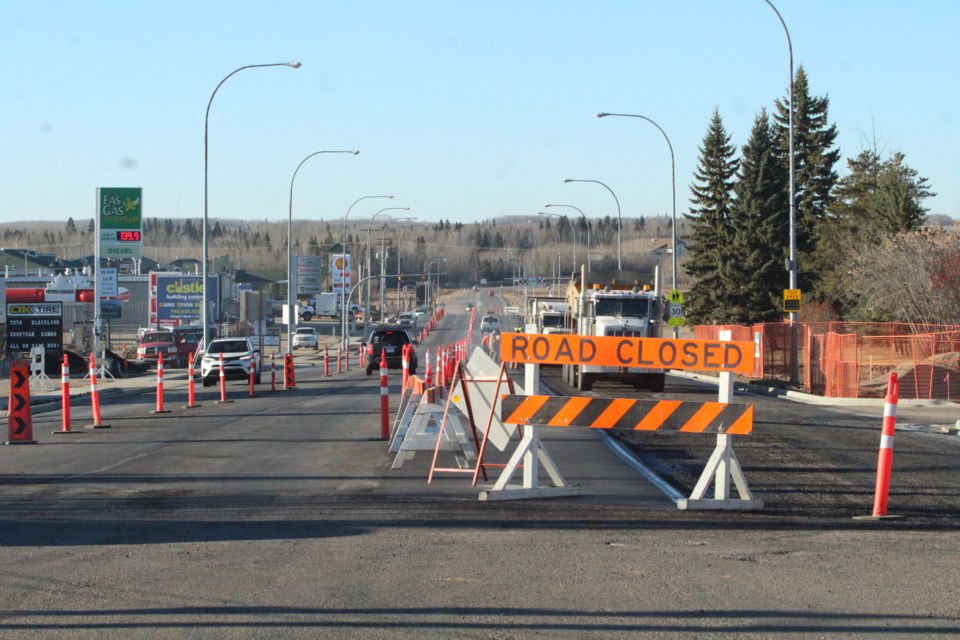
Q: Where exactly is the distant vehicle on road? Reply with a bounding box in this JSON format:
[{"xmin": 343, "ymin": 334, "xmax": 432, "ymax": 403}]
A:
[
  {"xmin": 366, "ymin": 328, "xmax": 418, "ymax": 376},
  {"xmin": 480, "ymin": 315, "xmax": 500, "ymax": 333},
  {"xmin": 292, "ymin": 327, "xmax": 318, "ymax": 350},
  {"xmin": 137, "ymin": 327, "xmax": 200, "ymax": 368},
  {"xmin": 200, "ymin": 337, "xmax": 261, "ymax": 387}
]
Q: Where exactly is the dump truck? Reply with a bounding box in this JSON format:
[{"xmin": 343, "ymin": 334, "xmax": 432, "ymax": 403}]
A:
[
  {"xmin": 525, "ymin": 297, "xmax": 569, "ymax": 335},
  {"xmin": 562, "ymin": 268, "xmax": 666, "ymax": 392}
]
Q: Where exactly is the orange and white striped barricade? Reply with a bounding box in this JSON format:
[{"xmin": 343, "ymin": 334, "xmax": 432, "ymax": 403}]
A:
[
  {"xmin": 185, "ymin": 351, "xmax": 201, "ymax": 409},
  {"xmin": 673, "ymin": 329, "xmax": 762, "ymax": 510},
  {"xmin": 447, "ymin": 345, "xmax": 455, "ymax": 386},
  {"xmin": 86, "ymin": 352, "xmax": 110, "ymax": 429},
  {"xmin": 401, "ymin": 344, "xmax": 410, "ymax": 391},
  {"xmin": 497, "ymin": 393, "xmax": 759, "ymax": 508},
  {"xmin": 217, "ymin": 353, "xmax": 232, "ymax": 404},
  {"xmin": 379, "ymin": 350, "xmax": 390, "ymax": 440},
  {"xmin": 6, "ymin": 360, "xmax": 37, "ymax": 444},
  {"xmin": 152, "ymin": 352, "xmax": 171, "ymax": 413},
  {"xmin": 856, "ymin": 373, "xmax": 902, "ymax": 520},
  {"xmin": 324, "ymin": 346, "xmax": 330, "ymax": 377},
  {"xmin": 53, "ymin": 354, "xmax": 78, "ymax": 435},
  {"xmin": 481, "ymin": 330, "xmax": 761, "ymax": 507}
]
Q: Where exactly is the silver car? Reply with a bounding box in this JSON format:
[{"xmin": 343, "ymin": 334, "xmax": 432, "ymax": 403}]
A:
[{"xmin": 480, "ymin": 315, "xmax": 500, "ymax": 333}]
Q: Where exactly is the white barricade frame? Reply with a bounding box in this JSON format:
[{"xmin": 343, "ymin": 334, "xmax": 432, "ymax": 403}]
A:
[
  {"xmin": 28, "ymin": 346, "xmax": 52, "ymax": 390},
  {"xmin": 475, "ymin": 358, "xmax": 579, "ymax": 501},
  {"xmin": 391, "ymin": 389, "xmax": 475, "ymax": 470}
]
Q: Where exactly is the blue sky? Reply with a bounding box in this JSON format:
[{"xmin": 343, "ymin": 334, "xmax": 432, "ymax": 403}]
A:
[{"xmin": 2, "ymin": 0, "xmax": 957, "ymax": 227}]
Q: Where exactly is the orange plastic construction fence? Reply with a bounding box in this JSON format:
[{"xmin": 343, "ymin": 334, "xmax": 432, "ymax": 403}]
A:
[{"xmin": 693, "ymin": 321, "xmax": 960, "ymax": 400}]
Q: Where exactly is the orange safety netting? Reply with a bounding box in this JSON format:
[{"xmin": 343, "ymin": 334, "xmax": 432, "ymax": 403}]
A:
[{"xmin": 693, "ymin": 322, "xmax": 960, "ymax": 400}]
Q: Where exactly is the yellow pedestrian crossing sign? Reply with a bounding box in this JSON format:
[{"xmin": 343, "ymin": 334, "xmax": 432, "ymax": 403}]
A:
[{"xmin": 668, "ymin": 289, "xmax": 684, "ymax": 327}]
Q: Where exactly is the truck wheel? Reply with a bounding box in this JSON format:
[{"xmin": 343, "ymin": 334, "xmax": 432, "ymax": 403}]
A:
[
  {"xmin": 648, "ymin": 373, "xmax": 666, "ymax": 393},
  {"xmin": 577, "ymin": 371, "xmax": 594, "ymax": 392},
  {"xmin": 301, "ymin": 313, "xmax": 313, "ymax": 322},
  {"xmin": 365, "ymin": 366, "xmax": 373, "ymax": 376},
  {"xmin": 202, "ymin": 376, "xmax": 213, "ymax": 387}
]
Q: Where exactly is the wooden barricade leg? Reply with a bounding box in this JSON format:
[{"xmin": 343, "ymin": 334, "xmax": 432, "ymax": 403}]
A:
[
  {"xmin": 478, "ymin": 361, "xmax": 578, "ymax": 501},
  {"xmin": 428, "ymin": 362, "xmax": 482, "ymax": 482},
  {"xmin": 677, "ymin": 333, "xmax": 762, "ymax": 510},
  {"xmin": 677, "ymin": 433, "xmax": 763, "ymax": 510}
]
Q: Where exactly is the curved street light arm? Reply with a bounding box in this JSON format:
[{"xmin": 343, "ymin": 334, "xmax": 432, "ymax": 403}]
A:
[
  {"xmin": 546, "ymin": 203, "xmax": 590, "ymax": 273},
  {"xmin": 341, "ymin": 195, "xmax": 393, "ymax": 348},
  {"xmin": 564, "ymin": 178, "xmax": 622, "ymax": 270},
  {"xmin": 596, "ymin": 111, "xmax": 677, "ymax": 295},
  {"xmin": 284, "ymin": 149, "xmax": 359, "ymax": 355},
  {"xmin": 202, "ymin": 61, "xmax": 300, "ymax": 352}
]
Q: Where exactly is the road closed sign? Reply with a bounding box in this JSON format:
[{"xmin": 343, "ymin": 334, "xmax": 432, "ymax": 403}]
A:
[{"xmin": 500, "ymin": 333, "xmax": 755, "ymax": 374}]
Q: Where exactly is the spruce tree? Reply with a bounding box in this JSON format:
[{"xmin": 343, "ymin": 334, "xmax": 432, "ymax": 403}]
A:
[
  {"xmin": 815, "ymin": 147, "xmax": 935, "ymax": 315},
  {"xmin": 772, "ymin": 65, "xmax": 840, "ymax": 291},
  {"xmin": 727, "ymin": 109, "xmax": 789, "ymax": 323},
  {"xmin": 684, "ymin": 108, "xmax": 739, "ymax": 324}
]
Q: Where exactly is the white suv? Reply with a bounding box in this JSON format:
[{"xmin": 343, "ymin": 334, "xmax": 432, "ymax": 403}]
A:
[
  {"xmin": 480, "ymin": 315, "xmax": 500, "ymax": 333},
  {"xmin": 201, "ymin": 337, "xmax": 261, "ymax": 387},
  {"xmin": 293, "ymin": 327, "xmax": 318, "ymax": 349}
]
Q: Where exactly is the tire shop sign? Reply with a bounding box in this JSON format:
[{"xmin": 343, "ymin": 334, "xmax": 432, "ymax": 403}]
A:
[{"xmin": 5, "ymin": 303, "xmax": 63, "ymax": 356}]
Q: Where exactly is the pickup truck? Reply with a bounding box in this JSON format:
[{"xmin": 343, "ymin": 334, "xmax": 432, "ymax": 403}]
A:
[{"xmin": 136, "ymin": 327, "xmax": 201, "ymax": 368}]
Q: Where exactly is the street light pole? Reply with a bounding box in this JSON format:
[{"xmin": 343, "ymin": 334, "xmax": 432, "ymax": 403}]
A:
[
  {"xmin": 424, "ymin": 258, "xmax": 444, "ymax": 309},
  {"xmin": 564, "ymin": 178, "xmax": 622, "ymax": 271},
  {"xmin": 203, "ymin": 60, "xmax": 300, "ymax": 354},
  {"xmin": 545, "ymin": 204, "xmax": 590, "ymax": 273},
  {"xmin": 596, "ymin": 112, "xmax": 678, "ymax": 332},
  {"xmin": 434, "ymin": 258, "xmax": 446, "ymax": 308},
  {"xmin": 395, "ymin": 224, "xmax": 418, "ymax": 313},
  {"xmin": 341, "ymin": 195, "xmax": 393, "ymax": 349},
  {"xmin": 286, "ymin": 149, "xmax": 359, "ymax": 356},
  {"xmin": 380, "ymin": 217, "xmax": 416, "ymax": 316},
  {"xmin": 764, "ymin": 0, "xmax": 798, "ymax": 383},
  {"xmin": 366, "ymin": 207, "xmax": 409, "ymax": 328},
  {"xmin": 539, "ymin": 211, "xmax": 577, "ymax": 284}
]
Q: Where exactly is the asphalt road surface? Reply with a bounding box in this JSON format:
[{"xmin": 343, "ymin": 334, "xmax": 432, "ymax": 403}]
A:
[{"xmin": 1, "ymin": 293, "xmax": 958, "ymax": 638}]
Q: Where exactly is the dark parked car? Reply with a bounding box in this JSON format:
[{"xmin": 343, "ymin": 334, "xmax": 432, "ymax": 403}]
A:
[{"xmin": 365, "ymin": 328, "xmax": 418, "ymax": 376}]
